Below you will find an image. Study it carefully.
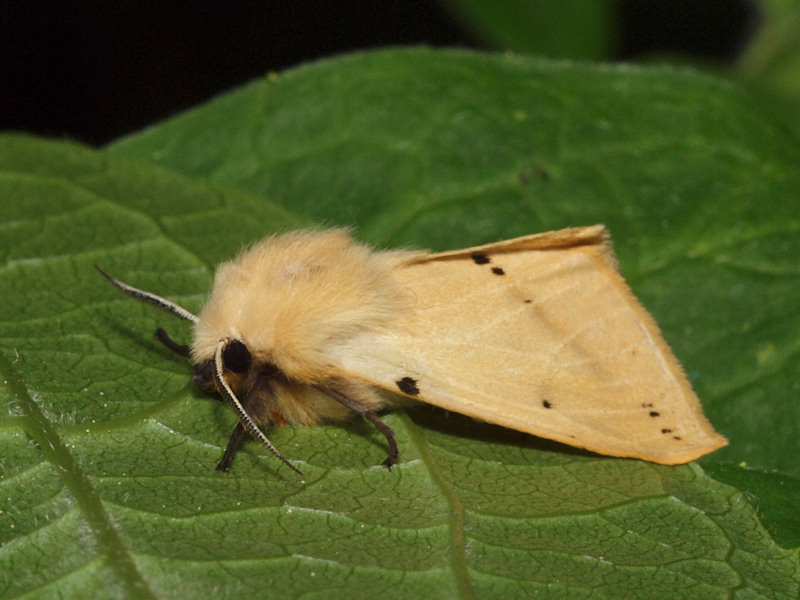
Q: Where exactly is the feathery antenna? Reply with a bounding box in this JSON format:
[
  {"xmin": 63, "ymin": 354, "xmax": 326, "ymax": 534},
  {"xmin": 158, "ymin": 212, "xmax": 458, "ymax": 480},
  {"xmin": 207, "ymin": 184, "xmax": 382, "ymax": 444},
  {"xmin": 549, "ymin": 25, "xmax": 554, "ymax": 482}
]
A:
[{"xmin": 96, "ymin": 266, "xmax": 199, "ymax": 323}]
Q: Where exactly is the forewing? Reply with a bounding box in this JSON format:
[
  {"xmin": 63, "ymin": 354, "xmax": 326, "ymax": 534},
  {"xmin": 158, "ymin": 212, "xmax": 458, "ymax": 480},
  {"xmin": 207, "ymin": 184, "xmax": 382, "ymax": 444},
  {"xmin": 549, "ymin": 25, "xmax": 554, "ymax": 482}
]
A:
[{"xmin": 335, "ymin": 226, "xmax": 727, "ymax": 464}]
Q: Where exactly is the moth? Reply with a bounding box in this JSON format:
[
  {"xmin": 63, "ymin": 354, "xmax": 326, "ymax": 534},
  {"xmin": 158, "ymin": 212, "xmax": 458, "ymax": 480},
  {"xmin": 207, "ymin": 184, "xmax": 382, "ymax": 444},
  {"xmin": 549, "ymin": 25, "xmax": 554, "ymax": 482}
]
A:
[{"xmin": 98, "ymin": 226, "xmax": 727, "ymax": 473}]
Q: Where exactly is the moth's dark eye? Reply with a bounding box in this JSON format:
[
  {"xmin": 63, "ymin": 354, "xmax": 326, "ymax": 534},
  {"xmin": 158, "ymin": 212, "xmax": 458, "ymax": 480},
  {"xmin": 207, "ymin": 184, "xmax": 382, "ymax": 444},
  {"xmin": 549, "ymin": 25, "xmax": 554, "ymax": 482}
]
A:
[{"xmin": 222, "ymin": 340, "xmax": 252, "ymax": 373}]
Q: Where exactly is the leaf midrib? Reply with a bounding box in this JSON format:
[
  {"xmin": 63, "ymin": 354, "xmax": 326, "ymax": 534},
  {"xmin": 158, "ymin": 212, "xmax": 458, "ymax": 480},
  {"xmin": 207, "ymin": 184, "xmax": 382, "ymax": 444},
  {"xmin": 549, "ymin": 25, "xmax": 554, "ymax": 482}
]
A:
[
  {"xmin": 0, "ymin": 350, "xmax": 157, "ymax": 599},
  {"xmin": 400, "ymin": 411, "xmax": 475, "ymax": 600}
]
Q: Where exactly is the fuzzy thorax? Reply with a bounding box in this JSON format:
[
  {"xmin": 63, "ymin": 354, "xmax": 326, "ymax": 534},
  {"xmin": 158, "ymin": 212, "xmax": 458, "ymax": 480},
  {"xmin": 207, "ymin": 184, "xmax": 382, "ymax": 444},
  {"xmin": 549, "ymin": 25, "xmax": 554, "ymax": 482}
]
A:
[{"xmin": 191, "ymin": 229, "xmax": 418, "ymax": 382}]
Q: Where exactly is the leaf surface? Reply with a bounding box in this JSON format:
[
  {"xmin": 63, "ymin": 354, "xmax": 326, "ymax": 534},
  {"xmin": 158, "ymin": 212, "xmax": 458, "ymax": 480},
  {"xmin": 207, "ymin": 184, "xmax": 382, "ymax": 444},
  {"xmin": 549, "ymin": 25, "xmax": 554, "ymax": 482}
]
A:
[{"xmin": 2, "ymin": 48, "xmax": 799, "ymax": 598}]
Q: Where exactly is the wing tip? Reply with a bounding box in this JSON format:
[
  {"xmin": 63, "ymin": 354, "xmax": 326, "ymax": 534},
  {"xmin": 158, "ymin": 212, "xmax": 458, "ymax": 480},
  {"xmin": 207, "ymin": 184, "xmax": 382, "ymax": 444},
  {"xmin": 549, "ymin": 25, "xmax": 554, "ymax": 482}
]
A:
[{"xmin": 628, "ymin": 432, "xmax": 729, "ymax": 465}]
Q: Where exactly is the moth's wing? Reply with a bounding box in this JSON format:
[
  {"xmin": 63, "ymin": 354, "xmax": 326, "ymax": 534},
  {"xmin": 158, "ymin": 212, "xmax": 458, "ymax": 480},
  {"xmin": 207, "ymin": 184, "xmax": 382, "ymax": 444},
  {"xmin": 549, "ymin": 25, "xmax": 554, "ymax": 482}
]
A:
[{"xmin": 336, "ymin": 225, "xmax": 727, "ymax": 464}]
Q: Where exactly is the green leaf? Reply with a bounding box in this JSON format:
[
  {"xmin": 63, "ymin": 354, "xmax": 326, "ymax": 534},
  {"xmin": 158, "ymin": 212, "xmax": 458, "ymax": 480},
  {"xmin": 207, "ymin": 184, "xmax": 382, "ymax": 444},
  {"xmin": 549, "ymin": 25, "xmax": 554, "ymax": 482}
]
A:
[
  {"xmin": 706, "ymin": 463, "xmax": 800, "ymax": 549},
  {"xmin": 3, "ymin": 48, "xmax": 799, "ymax": 597},
  {"xmin": 439, "ymin": 0, "xmax": 619, "ymax": 59}
]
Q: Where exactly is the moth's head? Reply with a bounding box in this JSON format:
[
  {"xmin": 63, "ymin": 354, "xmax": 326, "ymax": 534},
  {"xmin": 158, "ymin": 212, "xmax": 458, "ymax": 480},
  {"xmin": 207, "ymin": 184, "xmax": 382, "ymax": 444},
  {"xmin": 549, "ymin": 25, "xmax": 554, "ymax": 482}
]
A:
[
  {"xmin": 186, "ymin": 253, "xmax": 279, "ymax": 375},
  {"xmin": 188, "ymin": 284, "xmax": 263, "ymax": 399},
  {"xmin": 190, "ymin": 338, "xmax": 252, "ymax": 393},
  {"xmin": 96, "ymin": 266, "xmax": 301, "ymax": 474}
]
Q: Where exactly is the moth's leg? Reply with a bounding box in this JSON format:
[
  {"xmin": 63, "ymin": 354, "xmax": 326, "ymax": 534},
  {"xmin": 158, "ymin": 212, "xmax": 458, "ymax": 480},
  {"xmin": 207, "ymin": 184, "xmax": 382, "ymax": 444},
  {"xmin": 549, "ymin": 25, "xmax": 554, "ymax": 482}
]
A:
[
  {"xmin": 216, "ymin": 368, "xmax": 277, "ymax": 472},
  {"xmin": 154, "ymin": 326, "xmax": 243, "ymax": 471},
  {"xmin": 313, "ymin": 384, "xmax": 398, "ymax": 469},
  {"xmin": 216, "ymin": 423, "xmax": 245, "ymax": 472},
  {"xmin": 154, "ymin": 327, "xmax": 191, "ymax": 357}
]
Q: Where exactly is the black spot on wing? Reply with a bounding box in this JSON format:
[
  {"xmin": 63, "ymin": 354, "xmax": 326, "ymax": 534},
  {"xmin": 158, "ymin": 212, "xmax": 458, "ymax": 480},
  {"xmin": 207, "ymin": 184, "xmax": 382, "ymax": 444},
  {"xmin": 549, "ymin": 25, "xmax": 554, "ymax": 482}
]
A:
[
  {"xmin": 542, "ymin": 400, "xmax": 552, "ymax": 409},
  {"xmin": 662, "ymin": 428, "xmax": 682, "ymax": 439},
  {"xmin": 470, "ymin": 251, "xmax": 506, "ymax": 276},
  {"xmin": 641, "ymin": 402, "xmax": 660, "ymax": 418},
  {"xmin": 524, "ymin": 299, "xmax": 532, "ymax": 303},
  {"xmin": 396, "ymin": 376, "xmax": 420, "ymax": 396}
]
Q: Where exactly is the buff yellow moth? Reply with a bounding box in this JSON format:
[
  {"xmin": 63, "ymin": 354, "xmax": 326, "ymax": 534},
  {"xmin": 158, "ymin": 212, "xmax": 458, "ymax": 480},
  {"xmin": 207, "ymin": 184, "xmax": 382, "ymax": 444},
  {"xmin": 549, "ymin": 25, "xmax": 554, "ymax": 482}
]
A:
[{"xmin": 98, "ymin": 226, "xmax": 727, "ymax": 473}]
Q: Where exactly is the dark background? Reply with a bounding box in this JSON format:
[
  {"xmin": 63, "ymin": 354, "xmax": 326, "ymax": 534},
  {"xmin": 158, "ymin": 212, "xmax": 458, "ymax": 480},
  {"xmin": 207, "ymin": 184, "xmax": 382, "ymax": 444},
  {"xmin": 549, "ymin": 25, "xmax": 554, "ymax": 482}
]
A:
[{"xmin": 1, "ymin": 1, "xmax": 758, "ymax": 146}]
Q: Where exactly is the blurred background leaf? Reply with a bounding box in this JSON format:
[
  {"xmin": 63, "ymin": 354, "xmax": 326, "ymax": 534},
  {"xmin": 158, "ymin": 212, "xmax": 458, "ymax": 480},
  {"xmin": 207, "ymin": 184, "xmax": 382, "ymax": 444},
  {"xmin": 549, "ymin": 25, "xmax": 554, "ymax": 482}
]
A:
[
  {"xmin": 738, "ymin": 0, "xmax": 800, "ymax": 99},
  {"xmin": 440, "ymin": 0, "xmax": 620, "ymax": 59}
]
